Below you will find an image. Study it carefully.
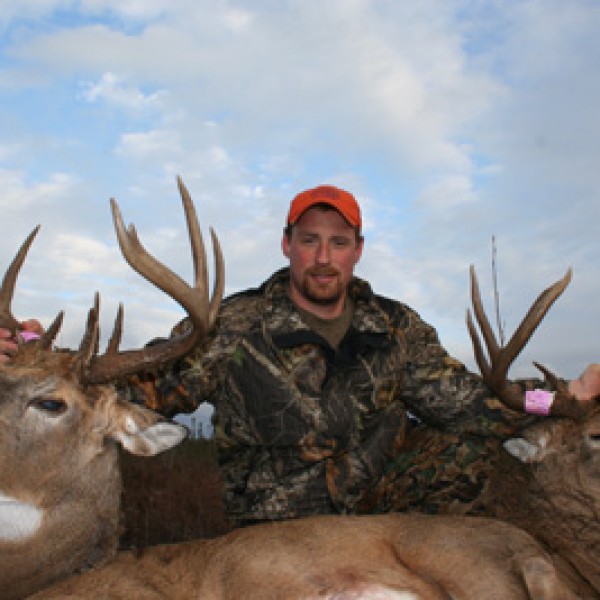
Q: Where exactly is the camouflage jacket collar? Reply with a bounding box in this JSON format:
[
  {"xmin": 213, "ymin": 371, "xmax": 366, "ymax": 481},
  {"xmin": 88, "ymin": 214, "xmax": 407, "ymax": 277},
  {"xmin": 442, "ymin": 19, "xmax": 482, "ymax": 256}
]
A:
[{"xmin": 259, "ymin": 268, "xmax": 392, "ymax": 345}]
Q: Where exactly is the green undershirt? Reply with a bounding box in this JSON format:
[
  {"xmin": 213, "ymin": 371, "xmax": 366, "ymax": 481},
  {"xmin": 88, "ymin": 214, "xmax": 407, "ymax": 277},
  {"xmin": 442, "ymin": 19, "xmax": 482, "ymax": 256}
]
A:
[{"xmin": 296, "ymin": 296, "xmax": 355, "ymax": 349}]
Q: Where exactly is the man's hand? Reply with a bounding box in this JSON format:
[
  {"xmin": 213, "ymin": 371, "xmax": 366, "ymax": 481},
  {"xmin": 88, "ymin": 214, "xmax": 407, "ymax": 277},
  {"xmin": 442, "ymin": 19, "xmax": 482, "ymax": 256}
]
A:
[
  {"xmin": 0, "ymin": 320, "xmax": 44, "ymax": 362},
  {"xmin": 569, "ymin": 364, "xmax": 600, "ymax": 403},
  {"xmin": 0, "ymin": 328, "xmax": 17, "ymax": 362}
]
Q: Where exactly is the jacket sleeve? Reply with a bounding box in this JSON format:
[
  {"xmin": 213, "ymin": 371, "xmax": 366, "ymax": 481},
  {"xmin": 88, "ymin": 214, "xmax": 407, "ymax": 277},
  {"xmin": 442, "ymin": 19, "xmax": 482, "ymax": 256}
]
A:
[
  {"xmin": 396, "ymin": 306, "xmax": 541, "ymax": 437},
  {"xmin": 118, "ymin": 299, "xmax": 252, "ymax": 418},
  {"xmin": 116, "ymin": 333, "xmax": 221, "ymax": 418}
]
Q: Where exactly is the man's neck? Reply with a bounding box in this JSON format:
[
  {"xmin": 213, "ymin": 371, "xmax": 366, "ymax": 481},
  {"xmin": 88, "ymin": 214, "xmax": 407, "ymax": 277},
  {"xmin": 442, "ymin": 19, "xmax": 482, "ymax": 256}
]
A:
[
  {"xmin": 288, "ymin": 288, "xmax": 346, "ymax": 320},
  {"xmin": 295, "ymin": 297, "xmax": 355, "ymax": 349}
]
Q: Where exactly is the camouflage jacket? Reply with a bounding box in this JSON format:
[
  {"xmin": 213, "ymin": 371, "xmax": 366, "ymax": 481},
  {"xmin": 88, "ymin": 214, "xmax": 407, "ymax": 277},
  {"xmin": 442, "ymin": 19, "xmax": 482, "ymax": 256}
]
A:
[{"xmin": 126, "ymin": 268, "xmax": 534, "ymax": 525}]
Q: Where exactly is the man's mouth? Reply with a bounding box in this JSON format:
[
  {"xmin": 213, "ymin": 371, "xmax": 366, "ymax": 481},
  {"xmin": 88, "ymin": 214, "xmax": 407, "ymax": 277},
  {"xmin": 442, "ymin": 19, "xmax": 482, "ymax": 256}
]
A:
[{"xmin": 309, "ymin": 271, "xmax": 337, "ymax": 284}]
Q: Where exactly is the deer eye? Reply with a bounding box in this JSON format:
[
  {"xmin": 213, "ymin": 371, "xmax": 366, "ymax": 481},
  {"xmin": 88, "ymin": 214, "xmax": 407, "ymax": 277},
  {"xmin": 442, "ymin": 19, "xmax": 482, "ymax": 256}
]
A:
[{"xmin": 31, "ymin": 397, "xmax": 68, "ymax": 415}]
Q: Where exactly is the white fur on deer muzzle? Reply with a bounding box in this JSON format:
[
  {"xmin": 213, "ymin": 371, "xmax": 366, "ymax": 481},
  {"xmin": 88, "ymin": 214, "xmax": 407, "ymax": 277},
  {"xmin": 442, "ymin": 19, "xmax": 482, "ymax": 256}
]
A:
[{"xmin": 0, "ymin": 492, "xmax": 42, "ymax": 541}]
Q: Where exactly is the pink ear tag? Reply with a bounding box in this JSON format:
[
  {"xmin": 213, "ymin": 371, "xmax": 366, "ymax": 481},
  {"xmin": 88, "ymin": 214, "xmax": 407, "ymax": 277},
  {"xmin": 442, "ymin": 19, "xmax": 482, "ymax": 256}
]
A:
[{"xmin": 19, "ymin": 331, "xmax": 41, "ymax": 342}]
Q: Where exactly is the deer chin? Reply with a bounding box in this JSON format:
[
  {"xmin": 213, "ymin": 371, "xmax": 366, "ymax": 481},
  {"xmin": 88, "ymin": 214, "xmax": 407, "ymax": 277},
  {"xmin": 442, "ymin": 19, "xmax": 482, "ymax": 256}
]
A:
[{"xmin": 0, "ymin": 491, "xmax": 43, "ymax": 541}]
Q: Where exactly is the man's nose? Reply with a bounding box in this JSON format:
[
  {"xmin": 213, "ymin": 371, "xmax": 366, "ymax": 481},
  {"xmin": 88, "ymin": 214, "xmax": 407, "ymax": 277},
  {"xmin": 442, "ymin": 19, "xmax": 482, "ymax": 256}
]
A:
[{"xmin": 315, "ymin": 241, "xmax": 330, "ymax": 264}]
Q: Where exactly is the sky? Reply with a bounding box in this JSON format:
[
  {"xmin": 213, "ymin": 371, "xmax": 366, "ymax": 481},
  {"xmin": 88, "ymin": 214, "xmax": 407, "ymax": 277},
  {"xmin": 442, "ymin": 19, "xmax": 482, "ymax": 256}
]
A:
[{"xmin": 0, "ymin": 0, "xmax": 598, "ymax": 399}]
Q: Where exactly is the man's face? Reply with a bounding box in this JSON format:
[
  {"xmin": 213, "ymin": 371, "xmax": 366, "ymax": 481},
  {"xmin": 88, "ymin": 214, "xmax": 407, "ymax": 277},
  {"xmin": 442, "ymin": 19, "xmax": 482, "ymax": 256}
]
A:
[{"xmin": 282, "ymin": 206, "xmax": 363, "ymax": 317}]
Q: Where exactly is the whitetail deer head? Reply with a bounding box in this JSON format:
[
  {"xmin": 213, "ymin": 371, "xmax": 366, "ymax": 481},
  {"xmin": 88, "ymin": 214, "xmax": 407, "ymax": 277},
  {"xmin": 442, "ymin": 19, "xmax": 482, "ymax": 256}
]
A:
[{"xmin": 0, "ymin": 177, "xmax": 224, "ymax": 599}]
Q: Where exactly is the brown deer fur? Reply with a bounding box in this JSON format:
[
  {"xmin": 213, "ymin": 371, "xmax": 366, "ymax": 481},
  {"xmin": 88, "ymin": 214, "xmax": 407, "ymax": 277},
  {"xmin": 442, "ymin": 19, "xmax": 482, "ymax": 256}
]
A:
[{"xmin": 475, "ymin": 408, "xmax": 600, "ymax": 593}]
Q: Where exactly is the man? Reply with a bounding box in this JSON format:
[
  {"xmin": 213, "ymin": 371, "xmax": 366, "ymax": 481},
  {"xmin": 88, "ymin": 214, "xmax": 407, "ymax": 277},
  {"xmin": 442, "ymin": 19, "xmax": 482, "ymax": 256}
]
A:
[{"xmin": 2, "ymin": 185, "xmax": 599, "ymax": 527}]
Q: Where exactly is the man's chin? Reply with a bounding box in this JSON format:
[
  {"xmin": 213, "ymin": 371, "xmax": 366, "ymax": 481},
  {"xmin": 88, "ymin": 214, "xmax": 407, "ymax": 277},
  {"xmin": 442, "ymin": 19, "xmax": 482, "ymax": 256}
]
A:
[
  {"xmin": 302, "ymin": 284, "xmax": 342, "ymax": 306},
  {"xmin": 307, "ymin": 296, "xmax": 340, "ymax": 307}
]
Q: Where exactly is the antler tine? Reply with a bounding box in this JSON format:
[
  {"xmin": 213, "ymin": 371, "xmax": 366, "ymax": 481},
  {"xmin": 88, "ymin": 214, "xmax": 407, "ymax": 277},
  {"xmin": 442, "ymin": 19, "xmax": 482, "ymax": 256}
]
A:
[
  {"xmin": 109, "ymin": 191, "xmax": 213, "ymax": 330},
  {"xmin": 110, "ymin": 200, "xmax": 202, "ymax": 316},
  {"xmin": 208, "ymin": 227, "xmax": 225, "ymax": 328},
  {"xmin": 176, "ymin": 176, "xmax": 225, "ymax": 329},
  {"xmin": 500, "ymin": 268, "xmax": 572, "ymax": 374},
  {"xmin": 0, "ymin": 226, "xmax": 65, "ymax": 348},
  {"xmin": 39, "ymin": 311, "xmax": 65, "ymax": 350},
  {"xmin": 105, "ymin": 303, "xmax": 124, "ymax": 355},
  {"xmin": 467, "ymin": 265, "xmax": 501, "ymax": 383},
  {"xmin": 0, "ymin": 226, "xmax": 40, "ymax": 332},
  {"xmin": 467, "ymin": 265, "xmax": 572, "ymax": 394},
  {"xmin": 533, "ymin": 361, "xmax": 570, "ymax": 395},
  {"xmin": 82, "ymin": 179, "xmax": 224, "ymax": 384},
  {"xmin": 75, "ymin": 293, "xmax": 101, "ymax": 377},
  {"xmin": 177, "ymin": 176, "xmax": 208, "ymax": 303},
  {"xmin": 466, "ymin": 308, "xmax": 490, "ymax": 382}
]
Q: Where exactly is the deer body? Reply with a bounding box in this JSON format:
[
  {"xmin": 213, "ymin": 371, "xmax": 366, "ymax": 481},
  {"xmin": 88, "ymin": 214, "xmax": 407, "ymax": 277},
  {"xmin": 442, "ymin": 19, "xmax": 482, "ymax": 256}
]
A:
[{"xmin": 30, "ymin": 513, "xmax": 578, "ymax": 599}]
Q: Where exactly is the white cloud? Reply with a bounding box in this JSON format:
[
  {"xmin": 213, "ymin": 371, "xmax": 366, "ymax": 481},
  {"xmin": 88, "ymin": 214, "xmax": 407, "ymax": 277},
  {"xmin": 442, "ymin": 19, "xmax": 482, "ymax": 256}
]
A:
[
  {"xmin": 0, "ymin": 170, "xmax": 76, "ymax": 213},
  {"xmin": 415, "ymin": 174, "xmax": 478, "ymax": 211},
  {"xmin": 116, "ymin": 129, "xmax": 181, "ymax": 160},
  {"xmin": 79, "ymin": 72, "xmax": 167, "ymax": 111},
  {"xmin": 79, "ymin": 0, "xmax": 168, "ymax": 20}
]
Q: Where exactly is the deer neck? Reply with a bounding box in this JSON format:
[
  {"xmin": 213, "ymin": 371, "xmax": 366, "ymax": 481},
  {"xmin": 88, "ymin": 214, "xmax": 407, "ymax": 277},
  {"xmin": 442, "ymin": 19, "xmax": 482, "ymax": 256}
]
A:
[
  {"xmin": 0, "ymin": 446, "xmax": 123, "ymax": 599},
  {"xmin": 484, "ymin": 441, "xmax": 600, "ymax": 594}
]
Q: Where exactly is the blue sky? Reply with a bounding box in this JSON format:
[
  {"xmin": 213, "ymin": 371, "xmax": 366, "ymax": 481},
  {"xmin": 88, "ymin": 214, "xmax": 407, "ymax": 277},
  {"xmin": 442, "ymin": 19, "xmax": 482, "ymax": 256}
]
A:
[{"xmin": 0, "ymin": 0, "xmax": 598, "ymax": 385}]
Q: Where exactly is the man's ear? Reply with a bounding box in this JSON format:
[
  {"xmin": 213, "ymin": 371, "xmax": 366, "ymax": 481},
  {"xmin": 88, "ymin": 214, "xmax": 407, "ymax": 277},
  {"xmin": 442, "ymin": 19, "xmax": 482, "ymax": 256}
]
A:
[
  {"xmin": 281, "ymin": 230, "xmax": 291, "ymax": 259},
  {"xmin": 354, "ymin": 236, "xmax": 364, "ymax": 265}
]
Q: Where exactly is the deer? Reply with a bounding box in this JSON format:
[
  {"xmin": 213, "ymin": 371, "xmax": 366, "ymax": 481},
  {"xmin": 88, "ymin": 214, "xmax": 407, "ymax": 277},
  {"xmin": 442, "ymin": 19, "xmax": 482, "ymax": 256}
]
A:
[
  {"xmin": 466, "ymin": 265, "xmax": 600, "ymax": 594},
  {"xmin": 0, "ymin": 177, "xmax": 224, "ymax": 599},
  {"xmin": 0, "ymin": 179, "xmax": 592, "ymax": 599},
  {"xmin": 462, "ymin": 264, "xmax": 599, "ymax": 593}
]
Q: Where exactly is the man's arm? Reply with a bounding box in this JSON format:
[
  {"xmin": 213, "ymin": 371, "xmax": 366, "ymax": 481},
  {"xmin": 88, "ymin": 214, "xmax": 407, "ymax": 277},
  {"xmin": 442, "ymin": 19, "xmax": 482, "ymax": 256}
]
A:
[
  {"xmin": 400, "ymin": 317, "xmax": 597, "ymax": 436},
  {"xmin": 119, "ymin": 295, "xmax": 261, "ymax": 417}
]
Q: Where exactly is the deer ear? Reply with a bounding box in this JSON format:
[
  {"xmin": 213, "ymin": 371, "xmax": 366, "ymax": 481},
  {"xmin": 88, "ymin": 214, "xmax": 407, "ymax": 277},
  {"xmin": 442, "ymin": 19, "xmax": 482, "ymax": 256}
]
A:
[
  {"xmin": 503, "ymin": 429, "xmax": 552, "ymax": 464},
  {"xmin": 503, "ymin": 438, "xmax": 542, "ymax": 463},
  {"xmin": 111, "ymin": 410, "xmax": 188, "ymax": 456}
]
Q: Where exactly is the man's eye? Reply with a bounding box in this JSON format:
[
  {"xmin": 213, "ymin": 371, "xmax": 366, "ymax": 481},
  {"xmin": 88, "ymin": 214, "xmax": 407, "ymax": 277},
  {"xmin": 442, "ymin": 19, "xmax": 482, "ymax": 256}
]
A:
[
  {"xmin": 31, "ymin": 398, "xmax": 68, "ymax": 414},
  {"xmin": 300, "ymin": 236, "xmax": 318, "ymax": 245},
  {"xmin": 332, "ymin": 238, "xmax": 350, "ymax": 247}
]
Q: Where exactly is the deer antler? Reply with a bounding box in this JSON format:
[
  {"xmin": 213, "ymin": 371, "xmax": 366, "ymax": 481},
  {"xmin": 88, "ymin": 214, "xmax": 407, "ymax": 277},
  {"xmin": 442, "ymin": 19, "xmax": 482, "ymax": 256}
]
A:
[
  {"xmin": 78, "ymin": 177, "xmax": 225, "ymax": 384},
  {"xmin": 466, "ymin": 265, "xmax": 581, "ymax": 415},
  {"xmin": 0, "ymin": 227, "xmax": 39, "ymax": 333},
  {"xmin": 0, "ymin": 226, "xmax": 63, "ymax": 350}
]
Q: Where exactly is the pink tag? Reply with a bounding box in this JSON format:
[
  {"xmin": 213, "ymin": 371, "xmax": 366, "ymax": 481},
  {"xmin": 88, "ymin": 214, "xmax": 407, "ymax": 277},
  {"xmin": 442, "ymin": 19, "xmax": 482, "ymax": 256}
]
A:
[
  {"xmin": 19, "ymin": 331, "xmax": 41, "ymax": 343},
  {"xmin": 525, "ymin": 389, "xmax": 554, "ymax": 416}
]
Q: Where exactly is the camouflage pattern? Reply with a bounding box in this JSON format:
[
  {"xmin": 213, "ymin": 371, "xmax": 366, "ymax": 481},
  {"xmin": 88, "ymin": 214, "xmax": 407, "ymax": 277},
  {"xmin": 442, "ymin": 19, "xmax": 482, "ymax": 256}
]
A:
[
  {"xmin": 358, "ymin": 424, "xmax": 505, "ymax": 517},
  {"xmin": 123, "ymin": 267, "xmax": 540, "ymax": 526}
]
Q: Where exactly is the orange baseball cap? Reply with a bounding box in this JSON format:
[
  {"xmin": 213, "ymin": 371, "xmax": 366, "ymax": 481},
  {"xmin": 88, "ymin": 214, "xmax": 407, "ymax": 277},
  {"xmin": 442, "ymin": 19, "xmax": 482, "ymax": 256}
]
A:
[{"xmin": 287, "ymin": 185, "xmax": 361, "ymax": 230}]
